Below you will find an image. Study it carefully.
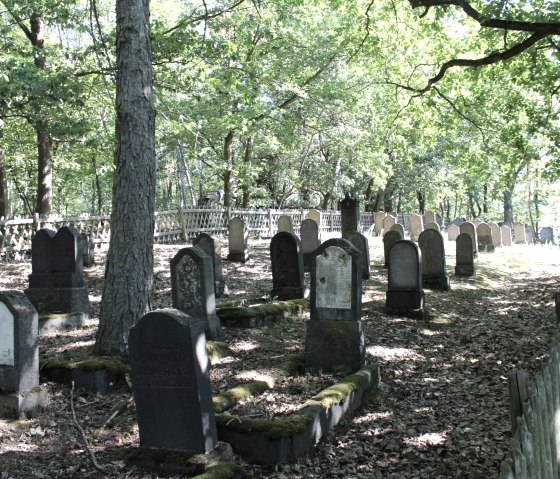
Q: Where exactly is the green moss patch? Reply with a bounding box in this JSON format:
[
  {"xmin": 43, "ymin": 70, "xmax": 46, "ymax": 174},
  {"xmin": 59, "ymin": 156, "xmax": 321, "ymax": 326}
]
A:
[
  {"xmin": 216, "ymin": 299, "xmax": 308, "ymax": 324},
  {"xmin": 301, "ymin": 369, "xmax": 371, "ymax": 410},
  {"xmin": 206, "ymin": 341, "xmax": 230, "ymax": 365},
  {"xmin": 40, "ymin": 355, "xmax": 128, "ymax": 377},
  {"xmin": 281, "ymin": 353, "xmax": 305, "ymax": 376},
  {"xmin": 191, "ymin": 460, "xmax": 242, "ymax": 479},
  {"xmin": 213, "ymin": 381, "xmax": 271, "ymax": 413},
  {"xmin": 215, "ymin": 412, "xmax": 314, "ymax": 440}
]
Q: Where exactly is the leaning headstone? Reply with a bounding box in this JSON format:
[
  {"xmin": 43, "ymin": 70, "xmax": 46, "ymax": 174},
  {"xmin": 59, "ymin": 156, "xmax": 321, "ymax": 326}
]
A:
[
  {"xmin": 408, "ymin": 213, "xmax": 424, "ymax": 242},
  {"xmin": 339, "ymin": 193, "xmax": 359, "ymax": 238},
  {"xmin": 488, "ymin": 222, "xmax": 502, "ymax": 247},
  {"xmin": 270, "ymin": 232, "xmax": 304, "ymax": 300},
  {"xmin": 513, "ymin": 222, "xmax": 526, "ymax": 244},
  {"xmin": 345, "ymin": 231, "xmax": 371, "ymax": 279},
  {"xmin": 81, "ymin": 233, "xmax": 95, "ymax": 267},
  {"xmin": 300, "ymin": 218, "xmax": 320, "ymax": 272},
  {"xmin": 425, "ymin": 221, "xmax": 440, "ymax": 232},
  {"xmin": 193, "ymin": 233, "xmax": 226, "ymax": 298},
  {"xmin": 383, "ymin": 229, "xmax": 403, "ymax": 269},
  {"xmin": 476, "ymin": 223, "xmax": 495, "ymax": 253},
  {"xmin": 129, "ymin": 309, "xmax": 217, "ymax": 453},
  {"xmin": 455, "ymin": 233, "xmax": 475, "ymax": 277},
  {"xmin": 24, "ymin": 227, "xmax": 90, "ymax": 334},
  {"xmin": 227, "ymin": 217, "xmax": 249, "ymax": 262},
  {"xmin": 170, "ymin": 247, "xmax": 223, "ymax": 341},
  {"xmin": 382, "ymin": 215, "xmax": 396, "ymax": 234},
  {"xmin": 374, "ymin": 212, "xmax": 385, "ymax": 236},
  {"xmin": 540, "ymin": 227, "xmax": 554, "ymax": 244},
  {"xmin": 447, "ymin": 224, "xmax": 460, "ymax": 241},
  {"xmin": 501, "ymin": 225, "xmax": 512, "ymax": 246},
  {"xmin": 459, "ymin": 221, "xmax": 478, "ymax": 257},
  {"xmin": 418, "ymin": 229, "xmax": 450, "ymax": 291},
  {"xmin": 277, "ymin": 215, "xmax": 293, "ymax": 234},
  {"xmin": 305, "ymin": 239, "xmax": 364, "ymax": 372},
  {"xmin": 389, "ymin": 223, "xmax": 405, "ymax": 238},
  {"xmin": 385, "ymin": 240, "xmax": 425, "ymax": 316},
  {"xmin": 0, "ymin": 292, "xmax": 48, "ymax": 418}
]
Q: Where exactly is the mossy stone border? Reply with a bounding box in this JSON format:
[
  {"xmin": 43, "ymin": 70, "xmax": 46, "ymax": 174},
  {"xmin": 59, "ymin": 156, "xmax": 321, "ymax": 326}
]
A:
[{"xmin": 217, "ymin": 299, "xmax": 308, "ymax": 328}]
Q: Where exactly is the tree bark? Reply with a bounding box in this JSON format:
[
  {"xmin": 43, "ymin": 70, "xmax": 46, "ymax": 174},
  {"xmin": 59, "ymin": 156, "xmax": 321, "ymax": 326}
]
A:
[
  {"xmin": 35, "ymin": 119, "xmax": 52, "ymax": 215},
  {"xmin": 416, "ymin": 190, "xmax": 425, "ymax": 214},
  {"xmin": 0, "ymin": 114, "xmax": 7, "ymax": 218},
  {"xmin": 223, "ymin": 130, "xmax": 235, "ymax": 207},
  {"xmin": 94, "ymin": 0, "xmax": 156, "ymax": 356},
  {"xmin": 241, "ymin": 136, "xmax": 253, "ymax": 208},
  {"xmin": 503, "ymin": 186, "xmax": 514, "ymax": 225}
]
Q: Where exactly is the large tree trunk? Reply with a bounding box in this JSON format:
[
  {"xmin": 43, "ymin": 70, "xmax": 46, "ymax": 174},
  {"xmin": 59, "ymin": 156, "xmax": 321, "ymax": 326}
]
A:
[
  {"xmin": 503, "ymin": 186, "xmax": 514, "ymax": 225},
  {"xmin": 94, "ymin": 0, "xmax": 155, "ymax": 356},
  {"xmin": 35, "ymin": 119, "xmax": 52, "ymax": 215},
  {"xmin": 416, "ymin": 190, "xmax": 425, "ymax": 214}
]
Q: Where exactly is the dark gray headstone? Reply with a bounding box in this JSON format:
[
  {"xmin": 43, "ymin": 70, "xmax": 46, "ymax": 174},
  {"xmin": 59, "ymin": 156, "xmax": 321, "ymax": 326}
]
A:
[
  {"xmin": 300, "ymin": 218, "xmax": 320, "ymax": 272},
  {"xmin": 129, "ymin": 309, "xmax": 217, "ymax": 453},
  {"xmin": 344, "ymin": 231, "xmax": 371, "ymax": 279},
  {"xmin": 270, "ymin": 232, "xmax": 304, "ymax": 300},
  {"xmin": 193, "ymin": 233, "xmax": 226, "ymax": 298},
  {"xmin": 339, "ymin": 193, "xmax": 359, "ymax": 238},
  {"xmin": 418, "ymin": 229, "xmax": 450, "ymax": 291},
  {"xmin": 459, "ymin": 221, "xmax": 478, "ymax": 257},
  {"xmin": 81, "ymin": 233, "xmax": 95, "ymax": 268},
  {"xmin": 170, "ymin": 247, "xmax": 223, "ymax": 341},
  {"xmin": 540, "ymin": 227, "xmax": 554, "ymax": 244},
  {"xmin": 455, "ymin": 233, "xmax": 475, "ymax": 277},
  {"xmin": 227, "ymin": 217, "xmax": 249, "ymax": 262},
  {"xmin": 383, "ymin": 229, "xmax": 403, "ymax": 268},
  {"xmin": 476, "ymin": 223, "xmax": 495, "ymax": 253},
  {"xmin": 452, "ymin": 217, "xmax": 465, "ymax": 227}
]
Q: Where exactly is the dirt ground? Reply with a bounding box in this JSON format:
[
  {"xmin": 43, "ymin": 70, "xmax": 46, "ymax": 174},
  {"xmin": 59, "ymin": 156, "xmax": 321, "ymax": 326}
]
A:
[{"xmin": 0, "ymin": 236, "xmax": 559, "ymax": 478}]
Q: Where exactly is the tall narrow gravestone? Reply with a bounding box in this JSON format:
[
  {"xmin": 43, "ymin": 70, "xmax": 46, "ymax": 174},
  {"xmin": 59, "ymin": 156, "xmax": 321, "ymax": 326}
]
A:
[
  {"xmin": 385, "ymin": 240, "xmax": 425, "ymax": 317},
  {"xmin": 374, "ymin": 212, "xmax": 385, "ymax": 236},
  {"xmin": 382, "ymin": 215, "xmax": 396, "ymax": 234},
  {"xmin": 300, "ymin": 218, "xmax": 320, "ymax": 272},
  {"xmin": 476, "ymin": 223, "xmax": 495, "ymax": 253},
  {"xmin": 455, "ymin": 233, "xmax": 475, "ymax": 277},
  {"xmin": 129, "ymin": 309, "xmax": 217, "ymax": 453},
  {"xmin": 408, "ymin": 214, "xmax": 424, "ymax": 242},
  {"xmin": 270, "ymin": 232, "xmax": 304, "ymax": 300},
  {"xmin": 227, "ymin": 217, "xmax": 249, "ymax": 262},
  {"xmin": 488, "ymin": 222, "xmax": 502, "ymax": 247},
  {"xmin": 501, "ymin": 224, "xmax": 512, "ymax": 246},
  {"xmin": 0, "ymin": 292, "xmax": 48, "ymax": 418},
  {"xmin": 277, "ymin": 215, "xmax": 294, "ymax": 234},
  {"xmin": 170, "ymin": 247, "xmax": 223, "ymax": 341},
  {"xmin": 345, "ymin": 231, "xmax": 371, "ymax": 279},
  {"xmin": 418, "ymin": 229, "xmax": 450, "ymax": 291},
  {"xmin": 193, "ymin": 233, "xmax": 226, "ymax": 298},
  {"xmin": 513, "ymin": 222, "xmax": 526, "ymax": 244},
  {"xmin": 339, "ymin": 193, "xmax": 359, "ymax": 238},
  {"xmin": 459, "ymin": 221, "xmax": 478, "ymax": 257},
  {"xmin": 81, "ymin": 233, "xmax": 95, "ymax": 267},
  {"xmin": 24, "ymin": 227, "xmax": 90, "ymax": 334},
  {"xmin": 383, "ymin": 229, "xmax": 403, "ymax": 268},
  {"xmin": 305, "ymin": 239, "xmax": 364, "ymax": 372}
]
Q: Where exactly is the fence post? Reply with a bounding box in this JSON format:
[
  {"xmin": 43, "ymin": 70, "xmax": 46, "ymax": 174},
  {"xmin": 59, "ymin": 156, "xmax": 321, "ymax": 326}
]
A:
[
  {"xmin": 269, "ymin": 209, "xmax": 274, "ymax": 237},
  {"xmin": 509, "ymin": 369, "xmax": 529, "ymax": 434}
]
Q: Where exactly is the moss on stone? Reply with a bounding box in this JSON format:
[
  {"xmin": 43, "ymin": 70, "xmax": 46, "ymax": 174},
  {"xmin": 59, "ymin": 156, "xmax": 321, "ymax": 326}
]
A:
[
  {"xmin": 215, "ymin": 306, "xmax": 257, "ymax": 321},
  {"xmin": 281, "ymin": 353, "xmax": 305, "ymax": 377},
  {"xmin": 39, "ymin": 311, "xmax": 84, "ymax": 320},
  {"xmin": 40, "ymin": 355, "xmax": 128, "ymax": 376},
  {"xmin": 216, "ymin": 299, "xmax": 309, "ymax": 322},
  {"xmin": 206, "ymin": 341, "xmax": 230, "ymax": 365},
  {"xmin": 213, "ymin": 381, "xmax": 270, "ymax": 413},
  {"xmin": 191, "ymin": 460, "xmax": 242, "ymax": 479},
  {"xmin": 300, "ymin": 370, "xmax": 368, "ymax": 410},
  {"xmin": 215, "ymin": 412, "xmax": 314, "ymax": 440}
]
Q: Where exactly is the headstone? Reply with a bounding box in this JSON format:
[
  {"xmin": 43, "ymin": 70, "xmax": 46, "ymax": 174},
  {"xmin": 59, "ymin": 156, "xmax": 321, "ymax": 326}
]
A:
[
  {"xmin": 374, "ymin": 212, "xmax": 385, "ymax": 236},
  {"xmin": 501, "ymin": 225, "xmax": 512, "ymax": 246},
  {"xmin": 459, "ymin": 221, "xmax": 478, "ymax": 257},
  {"xmin": 418, "ymin": 229, "xmax": 450, "ymax": 291},
  {"xmin": 447, "ymin": 224, "xmax": 460, "ymax": 241},
  {"xmin": 455, "ymin": 233, "xmax": 475, "ymax": 277},
  {"xmin": 305, "ymin": 239, "xmax": 364, "ymax": 372},
  {"xmin": 277, "ymin": 215, "xmax": 293, "ymax": 234},
  {"xmin": 81, "ymin": 233, "xmax": 95, "ymax": 267},
  {"xmin": 382, "ymin": 215, "xmax": 396, "ymax": 233},
  {"xmin": 452, "ymin": 217, "xmax": 465, "ymax": 227},
  {"xmin": 488, "ymin": 222, "xmax": 502, "ymax": 247},
  {"xmin": 129, "ymin": 309, "xmax": 217, "ymax": 453},
  {"xmin": 472, "ymin": 217, "xmax": 484, "ymax": 228},
  {"xmin": 170, "ymin": 247, "xmax": 223, "ymax": 341},
  {"xmin": 270, "ymin": 232, "xmax": 305, "ymax": 300},
  {"xmin": 339, "ymin": 193, "xmax": 359, "ymax": 238},
  {"xmin": 425, "ymin": 222, "xmax": 440, "ymax": 232},
  {"xmin": 193, "ymin": 233, "xmax": 226, "ymax": 298},
  {"xmin": 0, "ymin": 292, "xmax": 48, "ymax": 418},
  {"xmin": 300, "ymin": 218, "xmax": 320, "ymax": 272},
  {"xmin": 513, "ymin": 222, "xmax": 526, "ymax": 244},
  {"xmin": 540, "ymin": 227, "xmax": 554, "ymax": 244},
  {"xmin": 383, "ymin": 229, "xmax": 403, "ymax": 269},
  {"xmin": 476, "ymin": 223, "xmax": 495, "ymax": 253},
  {"xmin": 425, "ymin": 211, "xmax": 436, "ymax": 225},
  {"xmin": 389, "ymin": 223, "xmax": 405, "ymax": 238},
  {"xmin": 408, "ymin": 213, "xmax": 424, "ymax": 242},
  {"xmin": 345, "ymin": 231, "xmax": 371, "ymax": 279},
  {"xmin": 525, "ymin": 225, "xmax": 536, "ymax": 245},
  {"xmin": 435, "ymin": 214, "xmax": 444, "ymax": 229},
  {"xmin": 227, "ymin": 217, "xmax": 249, "ymax": 262},
  {"xmin": 385, "ymin": 240, "xmax": 425, "ymax": 315},
  {"xmin": 24, "ymin": 227, "xmax": 90, "ymax": 334},
  {"xmin": 307, "ymin": 209, "xmax": 321, "ymax": 228}
]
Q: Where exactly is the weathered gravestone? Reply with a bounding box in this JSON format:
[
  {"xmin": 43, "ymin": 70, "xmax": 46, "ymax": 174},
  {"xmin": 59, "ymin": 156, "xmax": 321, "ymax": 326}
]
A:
[
  {"xmin": 81, "ymin": 233, "xmax": 95, "ymax": 267},
  {"xmin": 374, "ymin": 212, "xmax": 385, "ymax": 236},
  {"xmin": 425, "ymin": 221, "xmax": 440, "ymax": 232},
  {"xmin": 300, "ymin": 218, "xmax": 320, "ymax": 272},
  {"xmin": 455, "ymin": 233, "xmax": 475, "ymax": 277},
  {"xmin": 24, "ymin": 227, "xmax": 90, "ymax": 334},
  {"xmin": 459, "ymin": 221, "xmax": 478, "ymax": 257},
  {"xmin": 382, "ymin": 215, "xmax": 396, "ymax": 234},
  {"xmin": 129, "ymin": 309, "xmax": 217, "ymax": 453},
  {"xmin": 389, "ymin": 223, "xmax": 405, "ymax": 238},
  {"xmin": 277, "ymin": 215, "xmax": 294, "ymax": 234},
  {"xmin": 305, "ymin": 239, "xmax": 364, "ymax": 373},
  {"xmin": 270, "ymin": 232, "xmax": 305, "ymax": 300},
  {"xmin": 488, "ymin": 222, "xmax": 502, "ymax": 248},
  {"xmin": 418, "ymin": 229, "xmax": 450, "ymax": 291},
  {"xmin": 339, "ymin": 193, "xmax": 359, "ymax": 238},
  {"xmin": 501, "ymin": 224, "xmax": 512, "ymax": 246},
  {"xmin": 476, "ymin": 223, "xmax": 495, "ymax": 253},
  {"xmin": 307, "ymin": 209, "xmax": 322, "ymax": 228},
  {"xmin": 447, "ymin": 224, "xmax": 460, "ymax": 241},
  {"xmin": 408, "ymin": 214, "xmax": 424, "ymax": 242},
  {"xmin": 227, "ymin": 217, "xmax": 249, "ymax": 262},
  {"xmin": 0, "ymin": 292, "xmax": 48, "ymax": 418},
  {"xmin": 345, "ymin": 231, "xmax": 371, "ymax": 279},
  {"xmin": 383, "ymin": 229, "xmax": 403, "ymax": 269},
  {"xmin": 193, "ymin": 233, "xmax": 226, "ymax": 298},
  {"xmin": 170, "ymin": 247, "xmax": 223, "ymax": 341},
  {"xmin": 540, "ymin": 227, "xmax": 554, "ymax": 244},
  {"xmin": 513, "ymin": 222, "xmax": 526, "ymax": 244},
  {"xmin": 424, "ymin": 211, "xmax": 436, "ymax": 225},
  {"xmin": 385, "ymin": 240, "xmax": 425, "ymax": 316},
  {"xmin": 525, "ymin": 225, "xmax": 536, "ymax": 245}
]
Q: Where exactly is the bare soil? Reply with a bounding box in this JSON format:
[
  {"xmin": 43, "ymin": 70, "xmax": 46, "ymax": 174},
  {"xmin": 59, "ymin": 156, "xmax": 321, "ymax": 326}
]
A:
[{"xmin": 0, "ymin": 237, "xmax": 559, "ymax": 478}]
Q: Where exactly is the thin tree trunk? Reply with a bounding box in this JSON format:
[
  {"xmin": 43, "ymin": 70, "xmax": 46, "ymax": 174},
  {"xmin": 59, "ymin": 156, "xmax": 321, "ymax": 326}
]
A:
[
  {"xmin": 223, "ymin": 130, "xmax": 235, "ymax": 207},
  {"xmin": 503, "ymin": 186, "xmax": 514, "ymax": 225},
  {"xmin": 0, "ymin": 114, "xmax": 8, "ymax": 218},
  {"xmin": 241, "ymin": 137, "xmax": 253, "ymax": 208},
  {"xmin": 35, "ymin": 119, "xmax": 52, "ymax": 215}
]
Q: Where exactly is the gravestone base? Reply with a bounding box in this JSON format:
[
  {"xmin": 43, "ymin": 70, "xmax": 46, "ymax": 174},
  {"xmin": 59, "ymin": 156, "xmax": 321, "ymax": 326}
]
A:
[
  {"xmin": 227, "ymin": 251, "xmax": 250, "ymax": 263},
  {"xmin": 271, "ymin": 286, "xmax": 305, "ymax": 301},
  {"xmin": 455, "ymin": 263, "xmax": 476, "ymax": 277},
  {"xmin": 216, "ymin": 279, "xmax": 228, "ymax": 299},
  {"xmin": 385, "ymin": 290, "xmax": 425, "ymax": 315},
  {"xmin": 479, "ymin": 244, "xmax": 495, "ymax": 253},
  {"xmin": 304, "ymin": 320, "xmax": 365, "ymax": 373},
  {"xmin": 303, "ymin": 253, "xmax": 312, "ymax": 273},
  {"xmin": 24, "ymin": 286, "xmax": 90, "ymax": 321},
  {"xmin": 207, "ymin": 314, "xmax": 225, "ymax": 341},
  {"xmin": 38, "ymin": 312, "xmax": 86, "ymax": 335},
  {"xmin": 0, "ymin": 386, "xmax": 49, "ymax": 419},
  {"xmin": 422, "ymin": 275, "xmax": 451, "ymax": 292}
]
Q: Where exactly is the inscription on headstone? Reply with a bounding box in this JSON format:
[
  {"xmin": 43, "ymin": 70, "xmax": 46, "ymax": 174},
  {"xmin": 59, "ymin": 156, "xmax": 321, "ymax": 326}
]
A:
[
  {"xmin": 0, "ymin": 303, "xmax": 14, "ymax": 367},
  {"xmin": 316, "ymin": 246, "xmax": 352, "ymax": 309}
]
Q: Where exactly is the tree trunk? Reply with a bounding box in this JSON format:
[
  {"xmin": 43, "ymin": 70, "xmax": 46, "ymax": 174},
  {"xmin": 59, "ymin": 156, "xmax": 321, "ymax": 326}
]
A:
[
  {"xmin": 35, "ymin": 119, "xmax": 53, "ymax": 215},
  {"xmin": 0, "ymin": 114, "xmax": 8, "ymax": 218},
  {"xmin": 94, "ymin": 0, "xmax": 155, "ymax": 356},
  {"xmin": 364, "ymin": 177, "xmax": 375, "ymax": 212},
  {"xmin": 416, "ymin": 190, "xmax": 425, "ymax": 214},
  {"xmin": 503, "ymin": 186, "xmax": 514, "ymax": 225},
  {"xmin": 223, "ymin": 130, "xmax": 235, "ymax": 207},
  {"xmin": 241, "ymin": 137, "xmax": 253, "ymax": 208}
]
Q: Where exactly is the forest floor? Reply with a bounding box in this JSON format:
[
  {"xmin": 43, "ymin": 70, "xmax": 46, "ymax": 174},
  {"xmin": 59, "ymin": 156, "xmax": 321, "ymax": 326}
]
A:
[{"xmin": 0, "ymin": 236, "xmax": 559, "ymax": 479}]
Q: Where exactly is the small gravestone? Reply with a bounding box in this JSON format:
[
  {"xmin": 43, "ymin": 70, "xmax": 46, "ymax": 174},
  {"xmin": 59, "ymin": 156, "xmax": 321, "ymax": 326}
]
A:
[
  {"xmin": 408, "ymin": 214, "xmax": 424, "ymax": 242},
  {"xmin": 307, "ymin": 209, "xmax": 322, "ymax": 227},
  {"xmin": 277, "ymin": 215, "xmax": 293, "ymax": 234},
  {"xmin": 525, "ymin": 225, "xmax": 536, "ymax": 244},
  {"xmin": 300, "ymin": 218, "xmax": 320, "ymax": 272},
  {"xmin": 129, "ymin": 309, "xmax": 217, "ymax": 453},
  {"xmin": 501, "ymin": 225, "xmax": 512, "ymax": 246},
  {"xmin": 390, "ymin": 223, "xmax": 405, "ymax": 238},
  {"xmin": 455, "ymin": 233, "xmax": 475, "ymax": 277},
  {"xmin": 227, "ymin": 217, "xmax": 249, "ymax": 262},
  {"xmin": 513, "ymin": 222, "xmax": 526, "ymax": 244},
  {"xmin": 270, "ymin": 232, "xmax": 304, "ymax": 300},
  {"xmin": 459, "ymin": 221, "xmax": 478, "ymax": 257},
  {"xmin": 374, "ymin": 212, "xmax": 385, "ymax": 236},
  {"xmin": 382, "ymin": 215, "xmax": 396, "ymax": 233},
  {"xmin": 425, "ymin": 221, "xmax": 440, "ymax": 232},
  {"xmin": 345, "ymin": 231, "xmax": 371, "ymax": 279},
  {"xmin": 193, "ymin": 233, "xmax": 226, "ymax": 298},
  {"xmin": 383, "ymin": 229, "xmax": 403, "ymax": 269},
  {"xmin": 488, "ymin": 222, "xmax": 502, "ymax": 247},
  {"xmin": 540, "ymin": 227, "xmax": 554, "ymax": 244},
  {"xmin": 425, "ymin": 211, "xmax": 436, "ymax": 225},
  {"xmin": 170, "ymin": 247, "xmax": 223, "ymax": 341},
  {"xmin": 476, "ymin": 223, "xmax": 495, "ymax": 253},
  {"xmin": 385, "ymin": 240, "xmax": 425, "ymax": 316},
  {"xmin": 81, "ymin": 233, "xmax": 95, "ymax": 267},
  {"xmin": 453, "ymin": 217, "xmax": 465, "ymax": 227},
  {"xmin": 447, "ymin": 224, "xmax": 460, "ymax": 241},
  {"xmin": 339, "ymin": 193, "xmax": 359, "ymax": 238},
  {"xmin": 418, "ymin": 229, "xmax": 450, "ymax": 291},
  {"xmin": 0, "ymin": 292, "xmax": 48, "ymax": 418},
  {"xmin": 24, "ymin": 227, "xmax": 90, "ymax": 334},
  {"xmin": 305, "ymin": 239, "xmax": 364, "ymax": 372}
]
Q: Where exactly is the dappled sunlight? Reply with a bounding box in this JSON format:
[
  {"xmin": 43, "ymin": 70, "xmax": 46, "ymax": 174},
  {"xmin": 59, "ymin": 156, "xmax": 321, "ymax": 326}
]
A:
[
  {"xmin": 234, "ymin": 370, "xmax": 276, "ymax": 387},
  {"xmin": 367, "ymin": 345, "xmax": 425, "ymax": 361},
  {"xmin": 229, "ymin": 339, "xmax": 259, "ymax": 352},
  {"xmin": 404, "ymin": 431, "xmax": 448, "ymax": 448},
  {"xmin": 353, "ymin": 410, "xmax": 394, "ymax": 425}
]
